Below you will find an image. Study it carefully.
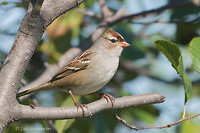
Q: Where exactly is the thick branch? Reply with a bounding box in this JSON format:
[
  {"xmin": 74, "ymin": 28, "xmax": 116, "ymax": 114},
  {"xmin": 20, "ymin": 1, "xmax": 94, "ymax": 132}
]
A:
[{"xmin": 16, "ymin": 93, "xmax": 164, "ymax": 120}]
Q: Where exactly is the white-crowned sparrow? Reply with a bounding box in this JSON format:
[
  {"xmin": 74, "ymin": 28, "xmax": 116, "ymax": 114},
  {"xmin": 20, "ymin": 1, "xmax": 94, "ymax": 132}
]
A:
[{"xmin": 17, "ymin": 30, "xmax": 130, "ymax": 111}]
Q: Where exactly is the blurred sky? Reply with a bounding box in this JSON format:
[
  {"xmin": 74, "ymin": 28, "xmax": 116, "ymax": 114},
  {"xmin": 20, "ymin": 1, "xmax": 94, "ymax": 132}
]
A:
[{"xmin": 0, "ymin": 0, "xmax": 25, "ymax": 53}]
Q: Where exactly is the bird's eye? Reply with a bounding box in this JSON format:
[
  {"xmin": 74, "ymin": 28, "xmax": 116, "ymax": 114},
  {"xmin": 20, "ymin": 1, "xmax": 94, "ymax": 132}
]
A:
[{"xmin": 110, "ymin": 39, "xmax": 117, "ymax": 43}]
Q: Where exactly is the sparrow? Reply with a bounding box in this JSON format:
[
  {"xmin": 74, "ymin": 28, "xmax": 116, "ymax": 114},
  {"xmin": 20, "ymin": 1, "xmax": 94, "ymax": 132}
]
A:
[{"xmin": 17, "ymin": 30, "xmax": 130, "ymax": 112}]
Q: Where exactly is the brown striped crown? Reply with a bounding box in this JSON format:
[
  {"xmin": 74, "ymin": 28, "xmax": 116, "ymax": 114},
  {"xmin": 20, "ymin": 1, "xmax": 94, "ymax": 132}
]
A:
[{"xmin": 106, "ymin": 30, "xmax": 125, "ymax": 42}]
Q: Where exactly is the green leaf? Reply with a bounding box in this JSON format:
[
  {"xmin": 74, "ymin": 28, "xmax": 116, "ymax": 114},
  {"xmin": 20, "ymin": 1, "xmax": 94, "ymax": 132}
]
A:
[
  {"xmin": 155, "ymin": 40, "xmax": 192, "ymax": 103},
  {"xmin": 189, "ymin": 37, "xmax": 200, "ymax": 74},
  {"xmin": 155, "ymin": 40, "xmax": 182, "ymax": 72},
  {"xmin": 177, "ymin": 55, "xmax": 184, "ymax": 76}
]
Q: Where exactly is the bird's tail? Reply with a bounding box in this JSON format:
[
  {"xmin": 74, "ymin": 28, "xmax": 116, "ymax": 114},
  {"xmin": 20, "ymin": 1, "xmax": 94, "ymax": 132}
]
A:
[{"xmin": 16, "ymin": 82, "xmax": 51, "ymax": 98}]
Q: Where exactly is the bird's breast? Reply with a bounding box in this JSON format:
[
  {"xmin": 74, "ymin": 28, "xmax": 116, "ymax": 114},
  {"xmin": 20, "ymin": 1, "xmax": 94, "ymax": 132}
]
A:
[{"xmin": 70, "ymin": 55, "xmax": 119, "ymax": 95}]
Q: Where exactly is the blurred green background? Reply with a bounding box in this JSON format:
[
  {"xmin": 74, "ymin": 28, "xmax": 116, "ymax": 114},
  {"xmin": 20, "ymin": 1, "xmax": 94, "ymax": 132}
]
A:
[{"xmin": 1, "ymin": 0, "xmax": 200, "ymax": 133}]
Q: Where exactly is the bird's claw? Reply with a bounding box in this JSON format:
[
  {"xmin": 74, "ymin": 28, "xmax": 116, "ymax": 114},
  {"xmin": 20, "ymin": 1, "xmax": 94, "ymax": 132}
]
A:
[
  {"xmin": 101, "ymin": 93, "xmax": 115, "ymax": 106},
  {"xmin": 74, "ymin": 103, "xmax": 88, "ymax": 116}
]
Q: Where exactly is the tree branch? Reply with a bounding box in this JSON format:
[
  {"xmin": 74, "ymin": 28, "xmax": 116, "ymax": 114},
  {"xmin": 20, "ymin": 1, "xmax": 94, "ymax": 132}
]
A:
[
  {"xmin": 130, "ymin": 16, "xmax": 200, "ymax": 25},
  {"xmin": 40, "ymin": 0, "xmax": 85, "ymax": 28},
  {"xmin": 115, "ymin": 113, "xmax": 200, "ymax": 130},
  {"xmin": 15, "ymin": 93, "xmax": 164, "ymax": 120},
  {"xmin": 98, "ymin": 0, "xmax": 113, "ymax": 18},
  {"xmin": 102, "ymin": 1, "xmax": 198, "ymax": 27},
  {"xmin": 75, "ymin": 8, "xmax": 102, "ymax": 19}
]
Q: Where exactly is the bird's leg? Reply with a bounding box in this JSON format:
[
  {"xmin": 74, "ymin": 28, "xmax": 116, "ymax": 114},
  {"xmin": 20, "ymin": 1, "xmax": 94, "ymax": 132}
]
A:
[{"xmin": 69, "ymin": 90, "xmax": 87, "ymax": 115}]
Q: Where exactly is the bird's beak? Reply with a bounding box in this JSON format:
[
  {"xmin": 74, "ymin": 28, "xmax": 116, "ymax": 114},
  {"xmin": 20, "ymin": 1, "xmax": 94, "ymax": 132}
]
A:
[{"xmin": 120, "ymin": 42, "xmax": 130, "ymax": 47}]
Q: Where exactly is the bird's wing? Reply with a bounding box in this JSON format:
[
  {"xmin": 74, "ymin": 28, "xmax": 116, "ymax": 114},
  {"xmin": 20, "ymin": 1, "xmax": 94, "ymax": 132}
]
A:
[{"xmin": 49, "ymin": 50, "xmax": 95, "ymax": 82}]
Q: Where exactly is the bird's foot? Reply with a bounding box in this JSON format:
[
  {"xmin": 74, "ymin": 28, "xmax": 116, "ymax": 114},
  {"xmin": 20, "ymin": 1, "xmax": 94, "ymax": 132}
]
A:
[
  {"xmin": 74, "ymin": 102, "xmax": 88, "ymax": 116},
  {"xmin": 101, "ymin": 93, "xmax": 115, "ymax": 106}
]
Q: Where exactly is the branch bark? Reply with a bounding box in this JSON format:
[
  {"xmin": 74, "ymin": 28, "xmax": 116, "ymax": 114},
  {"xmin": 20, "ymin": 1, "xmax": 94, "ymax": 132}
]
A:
[{"xmin": 15, "ymin": 93, "xmax": 164, "ymax": 120}]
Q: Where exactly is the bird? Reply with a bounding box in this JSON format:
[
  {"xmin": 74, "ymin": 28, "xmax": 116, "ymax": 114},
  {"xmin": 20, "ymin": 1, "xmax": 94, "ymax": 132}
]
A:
[{"xmin": 17, "ymin": 30, "xmax": 130, "ymax": 112}]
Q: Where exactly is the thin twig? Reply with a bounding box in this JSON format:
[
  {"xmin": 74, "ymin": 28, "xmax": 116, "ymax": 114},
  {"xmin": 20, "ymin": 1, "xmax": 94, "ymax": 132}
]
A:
[
  {"xmin": 20, "ymin": 79, "xmax": 28, "ymax": 87},
  {"xmin": 131, "ymin": 16, "xmax": 200, "ymax": 25},
  {"xmin": 115, "ymin": 113, "xmax": 200, "ymax": 130},
  {"xmin": 99, "ymin": 1, "xmax": 197, "ymax": 27},
  {"xmin": 75, "ymin": 8, "xmax": 102, "ymax": 19},
  {"xmin": 98, "ymin": 0, "xmax": 113, "ymax": 18}
]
